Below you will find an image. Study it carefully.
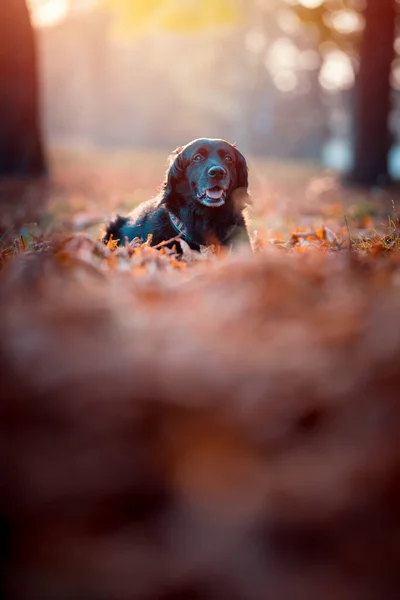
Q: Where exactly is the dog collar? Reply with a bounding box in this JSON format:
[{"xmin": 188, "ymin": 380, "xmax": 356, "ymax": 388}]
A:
[
  {"xmin": 168, "ymin": 211, "xmax": 238, "ymax": 246},
  {"xmin": 169, "ymin": 212, "xmax": 189, "ymax": 241}
]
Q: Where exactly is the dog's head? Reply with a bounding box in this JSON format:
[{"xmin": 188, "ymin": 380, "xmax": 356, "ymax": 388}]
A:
[{"xmin": 161, "ymin": 138, "xmax": 251, "ymax": 210}]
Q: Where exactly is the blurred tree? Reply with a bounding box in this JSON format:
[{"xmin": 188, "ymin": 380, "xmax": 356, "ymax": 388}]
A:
[
  {"xmin": 291, "ymin": 0, "xmax": 396, "ymax": 185},
  {"xmin": 350, "ymin": 0, "xmax": 395, "ymax": 185},
  {"xmin": 0, "ymin": 0, "xmax": 46, "ymax": 176}
]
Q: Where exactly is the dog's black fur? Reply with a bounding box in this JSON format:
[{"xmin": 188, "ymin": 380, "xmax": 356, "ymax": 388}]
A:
[{"xmin": 104, "ymin": 138, "xmax": 252, "ymax": 251}]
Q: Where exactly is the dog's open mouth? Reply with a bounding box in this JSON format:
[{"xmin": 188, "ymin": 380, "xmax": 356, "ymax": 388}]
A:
[{"xmin": 198, "ymin": 186, "xmax": 226, "ymax": 207}]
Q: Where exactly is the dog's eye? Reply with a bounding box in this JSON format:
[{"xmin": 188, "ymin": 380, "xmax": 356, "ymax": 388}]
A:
[
  {"xmin": 193, "ymin": 154, "xmax": 203, "ymax": 162},
  {"xmin": 225, "ymin": 155, "xmax": 233, "ymax": 163}
]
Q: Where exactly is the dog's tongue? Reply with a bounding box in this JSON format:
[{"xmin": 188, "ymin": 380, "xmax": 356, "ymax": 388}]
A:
[{"xmin": 206, "ymin": 188, "xmax": 224, "ymax": 200}]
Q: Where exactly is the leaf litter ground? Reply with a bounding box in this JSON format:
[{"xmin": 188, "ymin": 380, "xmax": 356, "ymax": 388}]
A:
[{"xmin": 1, "ymin": 149, "xmax": 400, "ymax": 599}]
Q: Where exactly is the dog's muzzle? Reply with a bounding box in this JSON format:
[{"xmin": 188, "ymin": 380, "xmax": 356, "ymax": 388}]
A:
[{"xmin": 198, "ymin": 185, "xmax": 226, "ymax": 207}]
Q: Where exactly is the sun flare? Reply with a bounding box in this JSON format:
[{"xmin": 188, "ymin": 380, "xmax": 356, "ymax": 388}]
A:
[{"xmin": 28, "ymin": 0, "xmax": 69, "ymax": 28}]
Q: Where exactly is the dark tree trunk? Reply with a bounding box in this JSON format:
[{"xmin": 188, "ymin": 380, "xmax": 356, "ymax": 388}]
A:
[
  {"xmin": 0, "ymin": 0, "xmax": 46, "ymax": 176},
  {"xmin": 348, "ymin": 0, "xmax": 396, "ymax": 185}
]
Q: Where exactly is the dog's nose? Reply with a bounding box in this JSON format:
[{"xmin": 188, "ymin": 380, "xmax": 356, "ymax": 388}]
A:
[{"xmin": 208, "ymin": 166, "xmax": 226, "ymax": 179}]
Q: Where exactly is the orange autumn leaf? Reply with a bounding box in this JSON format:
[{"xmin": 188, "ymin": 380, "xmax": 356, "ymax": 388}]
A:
[
  {"xmin": 361, "ymin": 216, "xmax": 375, "ymax": 230},
  {"xmin": 106, "ymin": 235, "xmax": 120, "ymax": 251}
]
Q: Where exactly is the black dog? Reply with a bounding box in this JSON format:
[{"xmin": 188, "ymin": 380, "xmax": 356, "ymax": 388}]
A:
[{"xmin": 104, "ymin": 138, "xmax": 252, "ymax": 251}]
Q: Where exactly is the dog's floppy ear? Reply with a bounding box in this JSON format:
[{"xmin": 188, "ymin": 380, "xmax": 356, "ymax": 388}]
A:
[
  {"xmin": 234, "ymin": 147, "xmax": 248, "ymax": 189},
  {"xmin": 160, "ymin": 146, "xmax": 185, "ymax": 204},
  {"xmin": 234, "ymin": 147, "xmax": 252, "ymax": 206}
]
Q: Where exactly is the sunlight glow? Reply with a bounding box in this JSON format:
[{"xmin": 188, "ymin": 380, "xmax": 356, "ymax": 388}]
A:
[
  {"xmin": 29, "ymin": 0, "xmax": 69, "ymax": 27},
  {"xmin": 327, "ymin": 10, "xmax": 364, "ymax": 35},
  {"xmin": 267, "ymin": 37, "xmax": 299, "ymax": 72},
  {"xmin": 29, "ymin": 0, "xmax": 99, "ymax": 27},
  {"xmin": 319, "ymin": 51, "xmax": 354, "ymax": 91},
  {"xmin": 298, "ymin": 0, "xmax": 324, "ymax": 8}
]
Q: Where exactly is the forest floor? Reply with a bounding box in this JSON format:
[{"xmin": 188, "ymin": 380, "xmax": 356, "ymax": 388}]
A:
[
  {"xmin": 2, "ymin": 148, "xmax": 400, "ymax": 599},
  {"xmin": 1, "ymin": 146, "xmax": 400, "ymax": 250}
]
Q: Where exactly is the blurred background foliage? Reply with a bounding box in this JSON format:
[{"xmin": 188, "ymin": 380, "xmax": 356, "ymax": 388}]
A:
[
  {"xmin": 100, "ymin": 0, "xmax": 240, "ymax": 34},
  {"xmin": 1, "ymin": 0, "xmax": 398, "ymax": 185}
]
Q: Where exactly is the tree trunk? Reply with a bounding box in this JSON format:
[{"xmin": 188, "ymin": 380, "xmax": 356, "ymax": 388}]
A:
[
  {"xmin": 0, "ymin": 0, "xmax": 46, "ymax": 176},
  {"xmin": 348, "ymin": 0, "xmax": 395, "ymax": 185}
]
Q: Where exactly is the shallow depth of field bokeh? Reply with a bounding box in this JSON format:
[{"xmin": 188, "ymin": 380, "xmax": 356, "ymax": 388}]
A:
[
  {"xmin": 2, "ymin": 3, "xmax": 400, "ymax": 600},
  {"xmin": 1, "ymin": 0, "xmax": 400, "ymax": 249}
]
